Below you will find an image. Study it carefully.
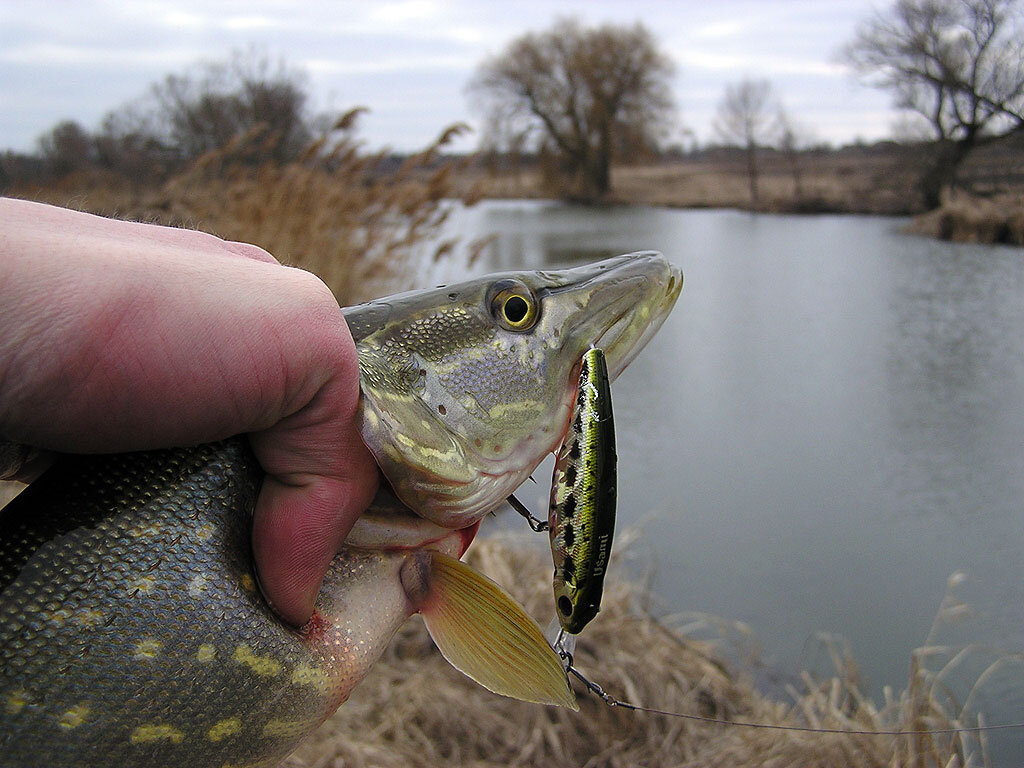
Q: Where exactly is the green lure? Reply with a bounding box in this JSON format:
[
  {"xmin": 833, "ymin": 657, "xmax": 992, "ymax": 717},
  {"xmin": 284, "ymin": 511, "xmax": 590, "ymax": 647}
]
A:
[{"xmin": 548, "ymin": 347, "xmax": 617, "ymax": 635}]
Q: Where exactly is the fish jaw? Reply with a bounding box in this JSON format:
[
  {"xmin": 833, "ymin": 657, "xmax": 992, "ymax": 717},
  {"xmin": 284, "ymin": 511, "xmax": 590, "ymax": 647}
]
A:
[{"xmin": 347, "ymin": 251, "xmax": 682, "ymax": 529}]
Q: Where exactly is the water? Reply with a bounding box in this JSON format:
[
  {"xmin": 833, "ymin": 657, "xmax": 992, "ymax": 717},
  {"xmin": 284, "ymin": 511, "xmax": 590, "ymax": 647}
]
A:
[{"xmin": 428, "ymin": 200, "xmax": 1024, "ymax": 762}]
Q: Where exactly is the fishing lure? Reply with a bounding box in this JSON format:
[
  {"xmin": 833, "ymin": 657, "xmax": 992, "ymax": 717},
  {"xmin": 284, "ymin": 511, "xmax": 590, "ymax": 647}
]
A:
[
  {"xmin": 509, "ymin": 347, "xmax": 617, "ymax": 634},
  {"xmin": 548, "ymin": 346, "xmax": 617, "ymax": 635}
]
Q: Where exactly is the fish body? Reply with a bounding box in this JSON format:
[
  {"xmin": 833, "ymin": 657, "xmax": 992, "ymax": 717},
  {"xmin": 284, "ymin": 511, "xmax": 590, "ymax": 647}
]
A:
[
  {"xmin": 0, "ymin": 439, "xmax": 424, "ymax": 768},
  {"xmin": 0, "ymin": 252, "xmax": 682, "ymax": 767},
  {"xmin": 548, "ymin": 347, "xmax": 617, "ymax": 635}
]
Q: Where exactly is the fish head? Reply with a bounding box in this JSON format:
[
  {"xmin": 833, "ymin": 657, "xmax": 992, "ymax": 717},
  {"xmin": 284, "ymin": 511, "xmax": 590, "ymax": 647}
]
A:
[{"xmin": 344, "ymin": 251, "xmax": 681, "ymax": 528}]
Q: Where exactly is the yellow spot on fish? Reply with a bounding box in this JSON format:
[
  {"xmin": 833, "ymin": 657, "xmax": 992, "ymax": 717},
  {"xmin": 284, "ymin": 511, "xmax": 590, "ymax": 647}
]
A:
[
  {"xmin": 46, "ymin": 607, "xmax": 73, "ymax": 626},
  {"xmin": 487, "ymin": 401, "xmax": 541, "ymax": 420},
  {"xmin": 131, "ymin": 724, "xmax": 184, "ymax": 743},
  {"xmin": 135, "ymin": 639, "xmax": 162, "ymax": 659},
  {"xmin": 290, "ymin": 663, "xmax": 330, "ymax": 690},
  {"xmin": 58, "ymin": 704, "xmax": 89, "ymax": 729},
  {"xmin": 262, "ymin": 718, "xmax": 307, "ymax": 739},
  {"xmin": 74, "ymin": 608, "xmax": 105, "ymax": 628},
  {"xmin": 6, "ymin": 691, "xmax": 28, "ymax": 715},
  {"xmin": 196, "ymin": 644, "xmax": 217, "ymax": 662},
  {"xmin": 196, "ymin": 523, "xmax": 214, "ymax": 541},
  {"xmin": 208, "ymin": 717, "xmax": 241, "ymax": 742},
  {"xmin": 128, "ymin": 521, "xmax": 163, "ymax": 538},
  {"xmin": 233, "ymin": 645, "xmax": 281, "ymax": 677},
  {"xmin": 239, "ymin": 573, "xmax": 255, "ymax": 592},
  {"xmin": 188, "ymin": 573, "xmax": 209, "ymax": 597},
  {"xmin": 130, "ymin": 575, "xmax": 156, "ymax": 594}
]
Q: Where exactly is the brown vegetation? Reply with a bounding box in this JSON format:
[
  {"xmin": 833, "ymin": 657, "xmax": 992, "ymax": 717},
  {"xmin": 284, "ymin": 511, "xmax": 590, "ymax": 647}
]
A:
[
  {"xmin": 287, "ymin": 534, "xmax": 986, "ymax": 768},
  {"xmin": 906, "ymin": 192, "xmax": 1024, "ymax": 245},
  {"xmin": 475, "ymin": 144, "xmax": 925, "ymax": 215},
  {"xmin": 7, "ymin": 116, "xmax": 485, "ymax": 304},
  {"xmin": 473, "ymin": 134, "xmax": 1024, "ymax": 245},
  {"xmin": 842, "ymin": 0, "xmax": 1024, "ymax": 210}
]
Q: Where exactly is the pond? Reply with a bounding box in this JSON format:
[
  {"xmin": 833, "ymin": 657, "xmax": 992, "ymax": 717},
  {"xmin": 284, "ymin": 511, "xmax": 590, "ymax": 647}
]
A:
[{"xmin": 424, "ymin": 199, "xmax": 1024, "ymax": 763}]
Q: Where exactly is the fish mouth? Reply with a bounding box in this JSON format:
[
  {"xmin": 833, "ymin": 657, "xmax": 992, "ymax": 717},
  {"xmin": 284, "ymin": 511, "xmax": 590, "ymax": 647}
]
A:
[{"xmin": 560, "ymin": 252, "xmax": 682, "ymax": 380}]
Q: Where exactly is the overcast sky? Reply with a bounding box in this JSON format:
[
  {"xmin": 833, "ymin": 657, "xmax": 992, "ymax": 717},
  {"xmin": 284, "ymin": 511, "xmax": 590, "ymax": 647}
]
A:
[{"xmin": 0, "ymin": 0, "xmax": 898, "ymax": 154}]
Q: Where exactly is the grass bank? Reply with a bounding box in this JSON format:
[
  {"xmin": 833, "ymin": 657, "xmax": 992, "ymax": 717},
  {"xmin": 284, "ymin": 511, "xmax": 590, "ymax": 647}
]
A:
[{"xmin": 905, "ymin": 193, "xmax": 1024, "ymax": 246}]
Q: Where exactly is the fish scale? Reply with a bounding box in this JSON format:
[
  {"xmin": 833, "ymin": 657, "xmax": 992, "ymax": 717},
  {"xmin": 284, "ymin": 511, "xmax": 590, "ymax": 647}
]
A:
[{"xmin": 0, "ymin": 440, "xmax": 414, "ymax": 768}]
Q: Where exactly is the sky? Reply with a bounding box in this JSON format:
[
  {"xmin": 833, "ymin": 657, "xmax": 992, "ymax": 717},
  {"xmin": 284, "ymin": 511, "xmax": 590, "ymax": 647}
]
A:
[{"xmin": 0, "ymin": 0, "xmax": 899, "ymax": 155}]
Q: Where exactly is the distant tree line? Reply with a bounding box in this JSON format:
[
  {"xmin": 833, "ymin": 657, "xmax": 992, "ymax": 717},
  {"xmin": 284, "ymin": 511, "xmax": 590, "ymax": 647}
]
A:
[
  {"xmin": 5, "ymin": 0, "xmax": 1023, "ymax": 211},
  {"xmin": 469, "ymin": 0, "xmax": 1023, "ymax": 208},
  {"xmin": 2, "ymin": 50, "xmax": 316, "ymax": 192}
]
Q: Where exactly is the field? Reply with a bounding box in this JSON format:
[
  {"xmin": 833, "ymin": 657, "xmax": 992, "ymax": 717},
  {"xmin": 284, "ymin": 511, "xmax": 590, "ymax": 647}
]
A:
[{"xmin": 470, "ymin": 138, "xmax": 1024, "ymax": 245}]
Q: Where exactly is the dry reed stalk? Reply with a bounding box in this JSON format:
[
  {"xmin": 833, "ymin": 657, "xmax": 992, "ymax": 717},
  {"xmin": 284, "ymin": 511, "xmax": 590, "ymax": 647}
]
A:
[
  {"xmin": 144, "ymin": 116, "xmax": 484, "ymax": 303},
  {"xmin": 286, "ymin": 532, "xmax": 984, "ymax": 768}
]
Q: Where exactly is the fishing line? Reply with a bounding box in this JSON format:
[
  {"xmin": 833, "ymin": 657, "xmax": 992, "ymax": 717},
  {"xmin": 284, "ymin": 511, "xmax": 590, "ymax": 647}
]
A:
[{"xmin": 554, "ymin": 637, "xmax": 1024, "ymax": 737}]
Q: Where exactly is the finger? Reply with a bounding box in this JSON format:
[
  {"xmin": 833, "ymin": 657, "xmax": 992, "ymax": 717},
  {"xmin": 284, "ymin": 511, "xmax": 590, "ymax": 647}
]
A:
[{"xmin": 252, "ymin": 465, "xmax": 378, "ymax": 627}]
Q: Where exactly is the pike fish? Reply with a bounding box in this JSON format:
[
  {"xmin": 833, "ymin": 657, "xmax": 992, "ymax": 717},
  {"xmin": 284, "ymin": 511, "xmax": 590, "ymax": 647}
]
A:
[{"xmin": 0, "ymin": 251, "xmax": 681, "ymax": 768}]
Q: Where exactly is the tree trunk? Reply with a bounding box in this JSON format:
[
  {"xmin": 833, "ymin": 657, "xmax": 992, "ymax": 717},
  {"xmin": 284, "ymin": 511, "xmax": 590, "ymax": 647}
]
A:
[
  {"xmin": 580, "ymin": 131, "xmax": 612, "ymax": 201},
  {"xmin": 746, "ymin": 142, "xmax": 759, "ymax": 207},
  {"xmin": 918, "ymin": 139, "xmax": 973, "ymax": 210}
]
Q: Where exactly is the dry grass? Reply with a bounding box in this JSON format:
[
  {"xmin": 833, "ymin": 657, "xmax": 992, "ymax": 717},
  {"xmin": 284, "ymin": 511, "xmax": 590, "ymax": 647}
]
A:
[
  {"xmin": 905, "ymin": 192, "xmax": 1024, "ymax": 246},
  {"xmin": 286, "ymin": 533, "xmax": 987, "ymax": 768},
  {"xmin": 473, "ymin": 151, "xmax": 923, "ymax": 216},
  {"xmin": 10, "ymin": 114, "xmax": 488, "ymax": 304}
]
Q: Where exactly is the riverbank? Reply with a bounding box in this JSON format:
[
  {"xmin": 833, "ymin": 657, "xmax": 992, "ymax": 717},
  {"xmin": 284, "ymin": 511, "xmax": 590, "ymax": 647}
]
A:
[
  {"xmin": 905, "ymin": 192, "xmax": 1024, "ymax": 246},
  {"xmin": 286, "ymin": 534, "xmax": 982, "ymax": 767},
  {"xmin": 463, "ymin": 140, "xmax": 1024, "ymax": 245}
]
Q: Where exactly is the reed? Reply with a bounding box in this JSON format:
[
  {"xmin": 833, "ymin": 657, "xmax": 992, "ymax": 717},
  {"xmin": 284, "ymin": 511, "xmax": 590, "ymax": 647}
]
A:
[{"xmin": 10, "ymin": 113, "xmax": 486, "ymax": 304}]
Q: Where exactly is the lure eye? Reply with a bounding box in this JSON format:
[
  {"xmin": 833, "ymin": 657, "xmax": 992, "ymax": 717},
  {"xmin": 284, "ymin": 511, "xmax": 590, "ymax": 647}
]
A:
[
  {"xmin": 488, "ymin": 280, "xmax": 539, "ymax": 332},
  {"xmin": 557, "ymin": 596, "xmax": 573, "ymax": 617}
]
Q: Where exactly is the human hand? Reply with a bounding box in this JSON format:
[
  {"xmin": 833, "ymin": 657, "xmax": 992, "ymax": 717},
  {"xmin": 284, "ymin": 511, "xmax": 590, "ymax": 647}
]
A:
[{"xmin": 0, "ymin": 198, "xmax": 379, "ymax": 626}]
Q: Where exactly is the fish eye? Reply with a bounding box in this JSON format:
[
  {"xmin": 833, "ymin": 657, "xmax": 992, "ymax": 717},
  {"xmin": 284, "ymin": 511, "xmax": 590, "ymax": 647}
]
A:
[
  {"xmin": 557, "ymin": 596, "xmax": 573, "ymax": 617},
  {"xmin": 488, "ymin": 279, "xmax": 539, "ymax": 332}
]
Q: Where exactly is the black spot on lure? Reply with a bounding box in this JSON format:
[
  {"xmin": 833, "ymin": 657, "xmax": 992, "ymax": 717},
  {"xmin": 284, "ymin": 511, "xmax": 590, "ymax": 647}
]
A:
[{"xmin": 548, "ymin": 347, "xmax": 617, "ymax": 635}]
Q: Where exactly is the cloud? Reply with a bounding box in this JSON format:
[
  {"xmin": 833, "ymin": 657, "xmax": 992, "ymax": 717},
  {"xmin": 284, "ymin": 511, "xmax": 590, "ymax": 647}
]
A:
[{"xmin": 0, "ymin": 0, "xmax": 896, "ymax": 153}]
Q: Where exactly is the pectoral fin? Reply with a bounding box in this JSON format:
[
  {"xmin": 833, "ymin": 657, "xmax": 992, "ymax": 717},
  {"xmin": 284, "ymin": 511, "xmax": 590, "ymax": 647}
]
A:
[{"xmin": 401, "ymin": 551, "xmax": 577, "ymax": 709}]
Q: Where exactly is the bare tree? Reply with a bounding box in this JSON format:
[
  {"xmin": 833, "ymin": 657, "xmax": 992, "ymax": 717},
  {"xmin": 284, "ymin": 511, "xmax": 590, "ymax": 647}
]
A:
[
  {"xmin": 776, "ymin": 108, "xmax": 816, "ymax": 201},
  {"xmin": 37, "ymin": 120, "xmax": 95, "ymax": 178},
  {"xmin": 714, "ymin": 78, "xmax": 778, "ymax": 206},
  {"xmin": 102, "ymin": 49, "xmax": 314, "ymax": 165},
  {"xmin": 842, "ymin": 0, "xmax": 1024, "ymax": 208},
  {"xmin": 469, "ymin": 19, "xmax": 675, "ymax": 201}
]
